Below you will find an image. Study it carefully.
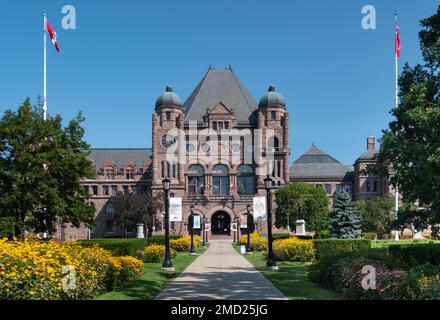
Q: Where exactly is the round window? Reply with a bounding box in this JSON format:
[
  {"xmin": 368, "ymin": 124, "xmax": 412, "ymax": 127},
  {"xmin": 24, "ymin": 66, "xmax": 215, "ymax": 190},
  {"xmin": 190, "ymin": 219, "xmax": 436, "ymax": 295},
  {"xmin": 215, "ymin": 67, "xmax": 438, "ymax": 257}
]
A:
[
  {"xmin": 200, "ymin": 144, "xmax": 210, "ymax": 153},
  {"xmin": 186, "ymin": 143, "xmax": 195, "ymax": 153}
]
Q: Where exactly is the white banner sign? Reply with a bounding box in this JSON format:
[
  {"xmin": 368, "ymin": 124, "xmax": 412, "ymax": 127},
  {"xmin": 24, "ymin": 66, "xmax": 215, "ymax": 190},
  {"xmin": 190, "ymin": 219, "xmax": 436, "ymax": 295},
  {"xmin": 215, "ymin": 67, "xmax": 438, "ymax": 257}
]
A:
[
  {"xmin": 231, "ymin": 222, "xmax": 238, "ymax": 231},
  {"xmin": 193, "ymin": 215, "xmax": 201, "ymax": 229},
  {"xmin": 205, "ymin": 223, "xmax": 211, "ymax": 231},
  {"xmin": 253, "ymin": 196, "xmax": 267, "ymax": 221},
  {"xmin": 169, "ymin": 197, "xmax": 182, "ymax": 222}
]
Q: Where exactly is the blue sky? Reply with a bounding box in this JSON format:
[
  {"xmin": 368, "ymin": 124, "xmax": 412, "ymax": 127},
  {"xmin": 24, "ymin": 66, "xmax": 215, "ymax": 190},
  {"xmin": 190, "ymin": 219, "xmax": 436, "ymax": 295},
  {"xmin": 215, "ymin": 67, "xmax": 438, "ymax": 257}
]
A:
[{"xmin": 0, "ymin": 0, "xmax": 438, "ymax": 164}]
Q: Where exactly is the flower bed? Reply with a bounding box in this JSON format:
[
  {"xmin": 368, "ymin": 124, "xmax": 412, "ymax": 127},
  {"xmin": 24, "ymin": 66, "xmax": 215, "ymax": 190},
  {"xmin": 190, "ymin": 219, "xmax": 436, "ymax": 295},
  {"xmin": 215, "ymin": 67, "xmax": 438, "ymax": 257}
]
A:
[
  {"xmin": 0, "ymin": 238, "xmax": 143, "ymax": 300},
  {"xmin": 138, "ymin": 244, "xmax": 176, "ymax": 263},
  {"xmin": 272, "ymin": 237, "xmax": 315, "ymax": 262},
  {"xmin": 239, "ymin": 233, "xmax": 268, "ymax": 251},
  {"xmin": 170, "ymin": 236, "xmax": 201, "ymax": 252}
]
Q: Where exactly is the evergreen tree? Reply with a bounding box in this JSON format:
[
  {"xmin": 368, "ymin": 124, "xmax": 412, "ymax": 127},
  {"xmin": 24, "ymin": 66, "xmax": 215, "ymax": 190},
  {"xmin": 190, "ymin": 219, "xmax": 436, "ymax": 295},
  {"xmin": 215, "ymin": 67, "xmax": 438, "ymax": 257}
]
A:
[{"xmin": 329, "ymin": 190, "xmax": 362, "ymax": 238}]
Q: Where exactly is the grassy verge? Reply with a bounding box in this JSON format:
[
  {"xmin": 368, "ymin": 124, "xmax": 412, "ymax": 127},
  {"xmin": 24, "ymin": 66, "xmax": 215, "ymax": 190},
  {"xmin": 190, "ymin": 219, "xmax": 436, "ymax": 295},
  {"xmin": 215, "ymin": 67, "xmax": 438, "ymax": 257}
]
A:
[
  {"xmin": 234, "ymin": 245, "xmax": 341, "ymax": 300},
  {"xmin": 96, "ymin": 246, "xmax": 208, "ymax": 300}
]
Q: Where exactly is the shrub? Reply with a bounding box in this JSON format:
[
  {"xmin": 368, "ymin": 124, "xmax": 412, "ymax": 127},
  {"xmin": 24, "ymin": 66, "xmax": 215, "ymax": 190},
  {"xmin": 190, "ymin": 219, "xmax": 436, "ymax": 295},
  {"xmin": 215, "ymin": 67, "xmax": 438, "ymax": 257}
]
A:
[
  {"xmin": 0, "ymin": 238, "xmax": 142, "ymax": 300},
  {"xmin": 239, "ymin": 233, "xmax": 268, "ymax": 251},
  {"xmin": 170, "ymin": 236, "xmax": 201, "ymax": 252},
  {"xmin": 272, "ymin": 233, "xmax": 291, "ymax": 240},
  {"xmin": 308, "ymin": 250, "xmax": 409, "ymax": 299},
  {"xmin": 272, "ymin": 237, "xmax": 315, "ymax": 262},
  {"xmin": 139, "ymin": 244, "xmax": 176, "ymax": 263},
  {"xmin": 388, "ymin": 243, "xmax": 440, "ymax": 266},
  {"xmin": 361, "ymin": 232, "xmax": 377, "ymax": 240},
  {"xmin": 78, "ymin": 236, "xmax": 180, "ymax": 256},
  {"xmin": 313, "ymin": 239, "xmax": 371, "ymax": 259}
]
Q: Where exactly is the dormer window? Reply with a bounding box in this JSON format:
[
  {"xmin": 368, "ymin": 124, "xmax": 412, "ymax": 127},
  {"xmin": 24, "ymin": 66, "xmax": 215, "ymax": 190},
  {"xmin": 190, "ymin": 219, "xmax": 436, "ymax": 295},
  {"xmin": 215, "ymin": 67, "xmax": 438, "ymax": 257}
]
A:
[
  {"xmin": 224, "ymin": 121, "xmax": 229, "ymax": 129},
  {"xmin": 126, "ymin": 167, "xmax": 134, "ymax": 180},
  {"xmin": 219, "ymin": 122, "xmax": 224, "ymax": 130},
  {"xmin": 212, "ymin": 121, "xmax": 217, "ymax": 130},
  {"xmin": 166, "ymin": 111, "xmax": 171, "ymax": 120},
  {"xmin": 105, "ymin": 167, "xmax": 115, "ymax": 180},
  {"xmin": 271, "ymin": 111, "xmax": 276, "ymax": 120}
]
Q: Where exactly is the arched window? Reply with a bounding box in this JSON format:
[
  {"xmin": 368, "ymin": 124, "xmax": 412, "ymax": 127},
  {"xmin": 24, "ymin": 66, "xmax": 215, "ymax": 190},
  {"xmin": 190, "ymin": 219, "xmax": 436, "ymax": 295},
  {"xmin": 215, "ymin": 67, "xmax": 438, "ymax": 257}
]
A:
[
  {"xmin": 188, "ymin": 165, "xmax": 205, "ymax": 195},
  {"xmin": 212, "ymin": 164, "xmax": 229, "ymax": 195},
  {"xmin": 213, "ymin": 164, "xmax": 229, "ymax": 174},
  {"xmin": 268, "ymin": 136, "xmax": 279, "ymax": 149},
  {"xmin": 237, "ymin": 165, "xmax": 254, "ymax": 195}
]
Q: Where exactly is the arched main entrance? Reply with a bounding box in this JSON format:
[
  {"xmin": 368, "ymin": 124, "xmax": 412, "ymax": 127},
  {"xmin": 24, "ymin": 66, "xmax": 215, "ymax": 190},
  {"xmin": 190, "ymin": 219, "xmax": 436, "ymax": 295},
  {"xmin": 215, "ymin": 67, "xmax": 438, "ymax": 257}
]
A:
[{"xmin": 211, "ymin": 211, "xmax": 231, "ymax": 235}]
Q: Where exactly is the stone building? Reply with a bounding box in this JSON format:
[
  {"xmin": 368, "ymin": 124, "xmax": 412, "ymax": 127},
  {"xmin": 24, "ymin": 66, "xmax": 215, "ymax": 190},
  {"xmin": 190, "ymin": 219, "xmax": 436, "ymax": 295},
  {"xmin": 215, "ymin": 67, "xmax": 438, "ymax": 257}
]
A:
[
  {"xmin": 57, "ymin": 67, "xmax": 395, "ymax": 240},
  {"xmin": 290, "ymin": 136, "xmax": 390, "ymax": 202}
]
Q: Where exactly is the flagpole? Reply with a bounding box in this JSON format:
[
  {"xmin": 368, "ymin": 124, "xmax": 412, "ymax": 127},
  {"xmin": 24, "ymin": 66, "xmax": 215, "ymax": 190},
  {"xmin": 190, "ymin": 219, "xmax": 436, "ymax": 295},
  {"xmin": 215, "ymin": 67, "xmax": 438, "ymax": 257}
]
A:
[
  {"xmin": 43, "ymin": 12, "xmax": 47, "ymax": 122},
  {"xmin": 394, "ymin": 10, "xmax": 400, "ymax": 241}
]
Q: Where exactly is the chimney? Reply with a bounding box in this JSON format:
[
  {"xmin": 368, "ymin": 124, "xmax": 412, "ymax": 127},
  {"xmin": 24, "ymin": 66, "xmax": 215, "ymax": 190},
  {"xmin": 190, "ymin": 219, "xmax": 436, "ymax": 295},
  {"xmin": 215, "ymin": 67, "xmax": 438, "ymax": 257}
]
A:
[{"xmin": 367, "ymin": 136, "xmax": 375, "ymax": 150}]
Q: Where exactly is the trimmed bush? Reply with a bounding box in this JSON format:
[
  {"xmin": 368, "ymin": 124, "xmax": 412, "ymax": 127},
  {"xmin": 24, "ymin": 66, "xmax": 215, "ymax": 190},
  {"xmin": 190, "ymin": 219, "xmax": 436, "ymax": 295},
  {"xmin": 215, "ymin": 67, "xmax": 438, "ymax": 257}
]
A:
[
  {"xmin": 313, "ymin": 239, "xmax": 371, "ymax": 259},
  {"xmin": 272, "ymin": 233, "xmax": 291, "ymax": 240},
  {"xmin": 272, "ymin": 237, "xmax": 315, "ymax": 262},
  {"xmin": 78, "ymin": 236, "xmax": 180, "ymax": 256},
  {"xmin": 138, "ymin": 244, "xmax": 176, "ymax": 263},
  {"xmin": 361, "ymin": 232, "xmax": 377, "ymax": 240},
  {"xmin": 388, "ymin": 243, "xmax": 440, "ymax": 266}
]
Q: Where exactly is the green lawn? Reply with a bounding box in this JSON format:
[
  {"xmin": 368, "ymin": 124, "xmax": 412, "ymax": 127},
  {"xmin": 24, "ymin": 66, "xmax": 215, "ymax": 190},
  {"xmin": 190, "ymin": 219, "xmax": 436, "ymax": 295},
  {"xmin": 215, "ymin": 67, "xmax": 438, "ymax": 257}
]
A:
[
  {"xmin": 96, "ymin": 246, "xmax": 207, "ymax": 300},
  {"xmin": 234, "ymin": 245, "xmax": 342, "ymax": 300}
]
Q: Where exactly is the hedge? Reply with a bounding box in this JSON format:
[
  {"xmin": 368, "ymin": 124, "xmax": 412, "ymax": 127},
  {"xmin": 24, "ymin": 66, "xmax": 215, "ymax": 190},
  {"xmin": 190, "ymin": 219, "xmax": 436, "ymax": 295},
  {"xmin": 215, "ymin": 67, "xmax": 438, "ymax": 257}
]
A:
[
  {"xmin": 389, "ymin": 243, "xmax": 440, "ymax": 266},
  {"xmin": 78, "ymin": 236, "xmax": 181, "ymax": 257},
  {"xmin": 313, "ymin": 239, "xmax": 371, "ymax": 259}
]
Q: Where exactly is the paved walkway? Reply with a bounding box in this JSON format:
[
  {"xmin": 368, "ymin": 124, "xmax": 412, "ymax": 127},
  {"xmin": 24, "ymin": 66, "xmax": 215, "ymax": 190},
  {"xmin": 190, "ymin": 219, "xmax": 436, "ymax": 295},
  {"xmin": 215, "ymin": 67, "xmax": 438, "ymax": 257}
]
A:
[{"xmin": 155, "ymin": 240, "xmax": 287, "ymax": 300}]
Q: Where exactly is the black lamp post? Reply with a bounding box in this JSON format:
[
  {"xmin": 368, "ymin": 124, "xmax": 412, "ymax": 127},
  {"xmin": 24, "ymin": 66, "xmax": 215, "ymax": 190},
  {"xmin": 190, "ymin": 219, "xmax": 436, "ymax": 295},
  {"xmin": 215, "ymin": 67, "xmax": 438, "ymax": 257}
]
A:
[
  {"xmin": 245, "ymin": 204, "xmax": 252, "ymax": 253},
  {"xmin": 201, "ymin": 214, "xmax": 206, "ymax": 247},
  {"xmin": 264, "ymin": 175, "xmax": 277, "ymax": 270},
  {"xmin": 161, "ymin": 177, "xmax": 174, "ymax": 271},
  {"xmin": 205, "ymin": 217, "xmax": 209, "ymax": 243},
  {"xmin": 189, "ymin": 205, "xmax": 195, "ymax": 255},
  {"xmin": 236, "ymin": 216, "xmax": 240, "ymax": 246}
]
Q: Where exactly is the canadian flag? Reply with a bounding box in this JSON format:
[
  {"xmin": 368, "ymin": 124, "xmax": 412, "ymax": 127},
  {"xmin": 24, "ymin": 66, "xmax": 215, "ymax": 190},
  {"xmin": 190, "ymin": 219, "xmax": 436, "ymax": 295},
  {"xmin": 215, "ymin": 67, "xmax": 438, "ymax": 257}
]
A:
[{"xmin": 46, "ymin": 18, "xmax": 60, "ymax": 52}]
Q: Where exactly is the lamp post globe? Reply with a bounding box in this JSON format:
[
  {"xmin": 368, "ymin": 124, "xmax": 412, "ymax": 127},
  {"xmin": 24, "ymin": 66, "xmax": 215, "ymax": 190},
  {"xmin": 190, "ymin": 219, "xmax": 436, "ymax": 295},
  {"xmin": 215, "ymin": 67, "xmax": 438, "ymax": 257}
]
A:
[
  {"xmin": 161, "ymin": 177, "xmax": 174, "ymax": 271},
  {"xmin": 264, "ymin": 175, "xmax": 277, "ymax": 270}
]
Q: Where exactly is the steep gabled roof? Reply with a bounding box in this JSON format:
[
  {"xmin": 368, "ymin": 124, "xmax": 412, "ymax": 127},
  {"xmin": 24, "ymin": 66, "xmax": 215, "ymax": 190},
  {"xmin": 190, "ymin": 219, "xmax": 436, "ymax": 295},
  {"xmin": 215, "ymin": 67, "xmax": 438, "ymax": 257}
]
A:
[
  {"xmin": 85, "ymin": 148, "xmax": 152, "ymax": 170},
  {"xmin": 356, "ymin": 148, "xmax": 379, "ymax": 161},
  {"xmin": 294, "ymin": 144, "xmax": 340, "ymax": 164},
  {"xmin": 183, "ymin": 67, "xmax": 258, "ymax": 123},
  {"xmin": 290, "ymin": 144, "xmax": 354, "ymax": 179}
]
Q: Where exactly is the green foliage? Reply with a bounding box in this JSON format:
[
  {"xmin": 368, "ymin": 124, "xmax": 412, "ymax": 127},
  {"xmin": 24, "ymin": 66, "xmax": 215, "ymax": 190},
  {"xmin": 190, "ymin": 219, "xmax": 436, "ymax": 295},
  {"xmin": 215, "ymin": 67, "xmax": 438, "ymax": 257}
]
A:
[
  {"xmin": 371, "ymin": 6, "xmax": 440, "ymax": 236},
  {"xmin": 77, "ymin": 236, "xmax": 180, "ymax": 256},
  {"xmin": 109, "ymin": 192, "xmax": 163, "ymax": 237},
  {"xmin": 313, "ymin": 238, "xmax": 371, "ymax": 259},
  {"xmin": 329, "ymin": 191, "xmax": 362, "ymax": 238},
  {"xmin": 308, "ymin": 250, "xmax": 410, "ymax": 300},
  {"xmin": 275, "ymin": 182, "xmax": 329, "ymax": 236},
  {"xmin": 0, "ymin": 98, "xmax": 95, "ymax": 236},
  {"xmin": 392, "ymin": 203, "xmax": 430, "ymax": 235},
  {"xmin": 357, "ymin": 195, "xmax": 395, "ymax": 238},
  {"xmin": 0, "ymin": 217, "xmax": 15, "ymax": 238},
  {"xmin": 138, "ymin": 244, "xmax": 176, "ymax": 263},
  {"xmin": 271, "ymin": 237, "xmax": 315, "ymax": 262},
  {"xmin": 388, "ymin": 243, "xmax": 440, "ymax": 266}
]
